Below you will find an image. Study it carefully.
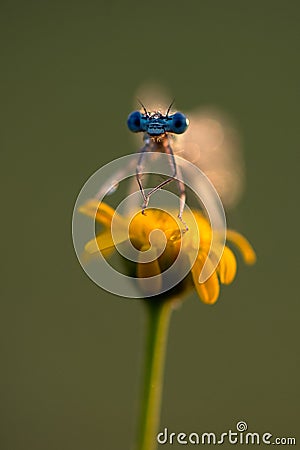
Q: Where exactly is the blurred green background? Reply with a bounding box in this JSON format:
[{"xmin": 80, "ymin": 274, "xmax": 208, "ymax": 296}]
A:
[{"xmin": 1, "ymin": 1, "xmax": 299, "ymax": 449}]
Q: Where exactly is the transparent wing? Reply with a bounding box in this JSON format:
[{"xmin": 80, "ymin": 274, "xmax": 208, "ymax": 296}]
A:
[{"xmin": 174, "ymin": 108, "xmax": 245, "ymax": 209}]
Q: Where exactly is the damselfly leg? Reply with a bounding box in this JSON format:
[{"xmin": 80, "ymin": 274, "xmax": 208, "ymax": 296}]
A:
[{"xmin": 136, "ymin": 135, "xmax": 188, "ymax": 231}]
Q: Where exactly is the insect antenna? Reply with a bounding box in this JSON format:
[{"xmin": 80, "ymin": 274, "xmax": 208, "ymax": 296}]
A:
[
  {"xmin": 137, "ymin": 98, "xmax": 149, "ymax": 117},
  {"xmin": 166, "ymin": 98, "xmax": 175, "ymax": 117}
]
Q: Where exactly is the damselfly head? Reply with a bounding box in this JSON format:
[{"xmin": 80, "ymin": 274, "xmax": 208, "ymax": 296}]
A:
[{"xmin": 127, "ymin": 109, "xmax": 189, "ymax": 136}]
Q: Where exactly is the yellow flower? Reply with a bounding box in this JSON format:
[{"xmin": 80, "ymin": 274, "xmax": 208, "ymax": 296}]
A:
[{"xmin": 79, "ymin": 200, "xmax": 256, "ymax": 304}]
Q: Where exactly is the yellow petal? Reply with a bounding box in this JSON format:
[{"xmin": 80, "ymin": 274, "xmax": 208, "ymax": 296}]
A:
[
  {"xmin": 81, "ymin": 246, "xmax": 114, "ymax": 265},
  {"xmin": 136, "ymin": 246, "xmax": 162, "ymax": 295},
  {"xmin": 226, "ymin": 230, "xmax": 256, "ymax": 265},
  {"xmin": 128, "ymin": 209, "xmax": 180, "ymax": 249},
  {"xmin": 84, "ymin": 230, "xmax": 115, "ymax": 254},
  {"xmin": 79, "ymin": 200, "xmax": 125, "ymax": 228},
  {"xmin": 84, "ymin": 225, "xmax": 128, "ymax": 255},
  {"xmin": 191, "ymin": 254, "xmax": 220, "ymax": 304},
  {"xmin": 218, "ymin": 246, "xmax": 237, "ymax": 285},
  {"xmin": 81, "ymin": 230, "xmax": 116, "ymax": 264}
]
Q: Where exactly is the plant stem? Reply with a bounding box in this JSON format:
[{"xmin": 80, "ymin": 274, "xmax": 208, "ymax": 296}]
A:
[{"xmin": 136, "ymin": 299, "xmax": 174, "ymax": 450}]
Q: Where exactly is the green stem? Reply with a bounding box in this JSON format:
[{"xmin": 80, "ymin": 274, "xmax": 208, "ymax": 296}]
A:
[{"xmin": 136, "ymin": 299, "xmax": 174, "ymax": 450}]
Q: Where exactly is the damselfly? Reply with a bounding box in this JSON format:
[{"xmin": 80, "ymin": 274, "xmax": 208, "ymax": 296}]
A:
[
  {"xmin": 127, "ymin": 101, "xmax": 189, "ymax": 226},
  {"xmin": 96, "ymin": 89, "xmax": 243, "ymax": 222}
]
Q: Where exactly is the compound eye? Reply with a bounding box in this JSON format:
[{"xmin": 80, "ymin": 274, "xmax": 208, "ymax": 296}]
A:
[
  {"xmin": 169, "ymin": 112, "xmax": 189, "ymax": 134},
  {"xmin": 127, "ymin": 111, "xmax": 143, "ymax": 132}
]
